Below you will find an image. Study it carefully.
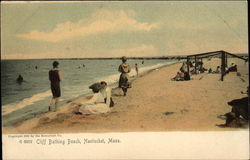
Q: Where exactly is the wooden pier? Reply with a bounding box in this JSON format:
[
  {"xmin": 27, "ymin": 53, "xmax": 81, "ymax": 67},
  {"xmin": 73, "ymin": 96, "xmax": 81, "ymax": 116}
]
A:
[{"xmin": 186, "ymin": 50, "xmax": 248, "ymax": 81}]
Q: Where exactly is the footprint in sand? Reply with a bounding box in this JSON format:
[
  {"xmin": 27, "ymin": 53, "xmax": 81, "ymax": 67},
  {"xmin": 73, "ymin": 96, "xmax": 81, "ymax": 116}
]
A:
[
  {"xmin": 163, "ymin": 112, "xmax": 174, "ymax": 116},
  {"xmin": 13, "ymin": 119, "xmax": 25, "ymax": 127},
  {"xmin": 38, "ymin": 117, "xmax": 50, "ymax": 124},
  {"xmin": 56, "ymin": 113, "xmax": 70, "ymax": 119},
  {"xmin": 180, "ymin": 109, "xmax": 189, "ymax": 114},
  {"xmin": 48, "ymin": 113, "xmax": 70, "ymax": 123}
]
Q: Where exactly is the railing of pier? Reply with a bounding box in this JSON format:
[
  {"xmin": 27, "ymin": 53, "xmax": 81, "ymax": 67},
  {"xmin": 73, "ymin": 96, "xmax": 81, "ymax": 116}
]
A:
[{"xmin": 186, "ymin": 50, "xmax": 248, "ymax": 81}]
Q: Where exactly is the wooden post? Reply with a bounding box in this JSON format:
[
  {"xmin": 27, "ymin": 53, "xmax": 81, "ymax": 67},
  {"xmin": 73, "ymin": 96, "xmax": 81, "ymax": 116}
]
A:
[
  {"xmin": 194, "ymin": 56, "xmax": 197, "ymax": 74},
  {"xmin": 201, "ymin": 58, "xmax": 203, "ymax": 69},
  {"xmin": 225, "ymin": 53, "xmax": 228, "ymax": 67},
  {"xmin": 221, "ymin": 51, "xmax": 226, "ymax": 81}
]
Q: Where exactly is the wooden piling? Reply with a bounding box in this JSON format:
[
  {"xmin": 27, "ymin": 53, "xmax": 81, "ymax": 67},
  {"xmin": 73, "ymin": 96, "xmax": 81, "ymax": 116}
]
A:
[
  {"xmin": 225, "ymin": 54, "xmax": 228, "ymax": 67},
  {"xmin": 221, "ymin": 51, "xmax": 226, "ymax": 81},
  {"xmin": 194, "ymin": 56, "xmax": 197, "ymax": 74}
]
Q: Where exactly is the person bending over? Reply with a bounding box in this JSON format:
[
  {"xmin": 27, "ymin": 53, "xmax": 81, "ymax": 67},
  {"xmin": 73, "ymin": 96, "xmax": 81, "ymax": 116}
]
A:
[{"xmin": 78, "ymin": 81, "xmax": 114, "ymax": 115}]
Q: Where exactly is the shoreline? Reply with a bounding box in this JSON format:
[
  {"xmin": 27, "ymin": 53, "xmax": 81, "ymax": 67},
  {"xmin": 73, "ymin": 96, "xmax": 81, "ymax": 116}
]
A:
[
  {"xmin": 2, "ymin": 58, "xmax": 248, "ymax": 134},
  {"xmin": 2, "ymin": 60, "xmax": 179, "ymax": 127},
  {"xmin": 2, "ymin": 61, "xmax": 182, "ymax": 133}
]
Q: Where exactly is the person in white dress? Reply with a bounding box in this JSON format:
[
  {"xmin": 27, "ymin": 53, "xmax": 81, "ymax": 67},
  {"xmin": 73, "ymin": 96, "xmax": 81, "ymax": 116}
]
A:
[{"xmin": 78, "ymin": 81, "xmax": 113, "ymax": 115}]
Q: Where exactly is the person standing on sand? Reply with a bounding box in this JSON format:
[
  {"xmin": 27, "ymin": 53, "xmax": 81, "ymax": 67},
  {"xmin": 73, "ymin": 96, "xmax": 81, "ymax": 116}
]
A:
[
  {"xmin": 118, "ymin": 56, "xmax": 131, "ymax": 96},
  {"xmin": 48, "ymin": 61, "xmax": 62, "ymax": 112},
  {"xmin": 135, "ymin": 63, "xmax": 139, "ymax": 76}
]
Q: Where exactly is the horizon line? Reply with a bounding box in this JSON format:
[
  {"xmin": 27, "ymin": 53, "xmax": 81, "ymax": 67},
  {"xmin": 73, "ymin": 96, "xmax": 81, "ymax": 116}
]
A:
[{"xmin": 1, "ymin": 53, "xmax": 248, "ymax": 60}]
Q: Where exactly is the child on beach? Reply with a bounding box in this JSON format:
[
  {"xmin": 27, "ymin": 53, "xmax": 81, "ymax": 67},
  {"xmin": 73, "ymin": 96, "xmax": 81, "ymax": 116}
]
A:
[
  {"xmin": 48, "ymin": 61, "xmax": 62, "ymax": 112},
  {"xmin": 135, "ymin": 63, "xmax": 139, "ymax": 76},
  {"xmin": 118, "ymin": 56, "xmax": 131, "ymax": 96},
  {"xmin": 78, "ymin": 81, "xmax": 114, "ymax": 115}
]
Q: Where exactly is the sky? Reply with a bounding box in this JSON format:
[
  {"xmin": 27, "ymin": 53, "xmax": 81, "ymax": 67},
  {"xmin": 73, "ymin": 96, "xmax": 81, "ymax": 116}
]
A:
[{"xmin": 1, "ymin": 1, "xmax": 248, "ymax": 59}]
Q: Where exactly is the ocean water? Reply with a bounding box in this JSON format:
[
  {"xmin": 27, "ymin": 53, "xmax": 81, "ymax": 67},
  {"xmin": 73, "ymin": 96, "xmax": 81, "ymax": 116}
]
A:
[{"xmin": 1, "ymin": 59, "xmax": 177, "ymax": 126}]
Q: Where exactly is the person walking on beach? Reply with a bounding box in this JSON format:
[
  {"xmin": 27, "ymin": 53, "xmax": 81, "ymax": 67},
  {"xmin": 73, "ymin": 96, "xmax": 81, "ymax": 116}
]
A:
[
  {"xmin": 118, "ymin": 56, "xmax": 131, "ymax": 96},
  {"xmin": 135, "ymin": 63, "xmax": 139, "ymax": 76},
  {"xmin": 48, "ymin": 61, "xmax": 62, "ymax": 112}
]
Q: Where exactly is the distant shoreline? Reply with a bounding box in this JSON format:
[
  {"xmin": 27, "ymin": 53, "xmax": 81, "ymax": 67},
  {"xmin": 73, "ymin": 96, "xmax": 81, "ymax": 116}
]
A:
[
  {"xmin": 1, "ymin": 57, "xmax": 186, "ymax": 61},
  {"xmin": 1, "ymin": 53, "xmax": 248, "ymax": 61}
]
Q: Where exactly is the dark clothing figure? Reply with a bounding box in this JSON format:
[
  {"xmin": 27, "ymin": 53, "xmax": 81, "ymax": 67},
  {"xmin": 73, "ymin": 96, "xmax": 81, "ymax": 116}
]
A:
[
  {"xmin": 16, "ymin": 75, "xmax": 24, "ymax": 83},
  {"xmin": 49, "ymin": 69, "xmax": 61, "ymax": 98},
  {"xmin": 199, "ymin": 67, "xmax": 207, "ymax": 73},
  {"xmin": 228, "ymin": 97, "xmax": 248, "ymax": 120},
  {"xmin": 48, "ymin": 61, "xmax": 62, "ymax": 112},
  {"xmin": 225, "ymin": 64, "xmax": 238, "ymax": 75},
  {"xmin": 228, "ymin": 65, "xmax": 237, "ymax": 72},
  {"xmin": 118, "ymin": 63, "xmax": 131, "ymax": 88},
  {"xmin": 220, "ymin": 97, "xmax": 249, "ymax": 128},
  {"xmin": 184, "ymin": 72, "xmax": 190, "ymax": 80},
  {"xmin": 218, "ymin": 87, "xmax": 249, "ymax": 128},
  {"xmin": 118, "ymin": 57, "xmax": 131, "ymax": 96},
  {"xmin": 208, "ymin": 68, "xmax": 212, "ymax": 73}
]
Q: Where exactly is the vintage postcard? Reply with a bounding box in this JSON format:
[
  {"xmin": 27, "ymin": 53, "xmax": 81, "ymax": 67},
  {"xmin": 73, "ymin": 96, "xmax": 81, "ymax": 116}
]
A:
[{"xmin": 1, "ymin": 1, "xmax": 249, "ymax": 159}]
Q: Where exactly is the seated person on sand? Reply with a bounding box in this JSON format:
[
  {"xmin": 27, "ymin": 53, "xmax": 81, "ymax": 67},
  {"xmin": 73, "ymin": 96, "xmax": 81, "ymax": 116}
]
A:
[
  {"xmin": 198, "ymin": 66, "xmax": 207, "ymax": 73},
  {"xmin": 208, "ymin": 66, "xmax": 221, "ymax": 74},
  {"xmin": 171, "ymin": 72, "xmax": 184, "ymax": 81},
  {"xmin": 217, "ymin": 87, "xmax": 248, "ymax": 128},
  {"xmin": 227, "ymin": 63, "xmax": 238, "ymax": 73},
  {"xmin": 77, "ymin": 81, "xmax": 114, "ymax": 115},
  {"xmin": 179, "ymin": 62, "xmax": 191, "ymax": 80},
  {"xmin": 208, "ymin": 68, "xmax": 212, "ymax": 73},
  {"xmin": 180, "ymin": 62, "xmax": 187, "ymax": 73},
  {"xmin": 183, "ymin": 71, "xmax": 190, "ymax": 80},
  {"xmin": 224, "ymin": 64, "xmax": 238, "ymax": 75},
  {"xmin": 214, "ymin": 66, "xmax": 221, "ymax": 73}
]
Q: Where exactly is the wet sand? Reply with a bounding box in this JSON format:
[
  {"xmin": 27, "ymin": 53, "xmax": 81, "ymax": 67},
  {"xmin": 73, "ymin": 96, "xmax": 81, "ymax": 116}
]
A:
[{"xmin": 3, "ymin": 58, "xmax": 249, "ymax": 134}]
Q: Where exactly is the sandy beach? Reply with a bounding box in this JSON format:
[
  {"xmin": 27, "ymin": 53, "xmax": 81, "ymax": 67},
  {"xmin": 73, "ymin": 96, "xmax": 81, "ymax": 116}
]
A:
[{"xmin": 3, "ymin": 58, "xmax": 248, "ymax": 134}]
